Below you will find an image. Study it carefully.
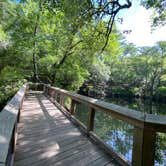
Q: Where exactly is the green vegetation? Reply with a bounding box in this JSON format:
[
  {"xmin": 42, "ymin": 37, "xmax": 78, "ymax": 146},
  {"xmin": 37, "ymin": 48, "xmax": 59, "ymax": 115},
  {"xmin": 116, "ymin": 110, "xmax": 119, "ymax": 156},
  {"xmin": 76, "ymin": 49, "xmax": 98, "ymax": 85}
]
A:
[
  {"xmin": 141, "ymin": 0, "xmax": 166, "ymax": 27},
  {"xmin": 82, "ymin": 42, "xmax": 166, "ymax": 103},
  {"xmin": 0, "ymin": 0, "xmax": 165, "ymax": 165},
  {"xmin": 0, "ymin": 0, "xmax": 166, "ymax": 107},
  {"xmin": 0, "ymin": 0, "xmax": 130, "ymax": 105}
]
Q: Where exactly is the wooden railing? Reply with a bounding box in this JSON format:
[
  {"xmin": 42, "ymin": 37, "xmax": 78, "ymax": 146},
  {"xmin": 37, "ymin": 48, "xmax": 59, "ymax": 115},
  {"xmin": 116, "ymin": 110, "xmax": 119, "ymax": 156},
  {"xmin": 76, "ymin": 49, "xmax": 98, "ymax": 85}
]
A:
[
  {"xmin": 0, "ymin": 84, "xmax": 28, "ymax": 166},
  {"xmin": 0, "ymin": 83, "xmax": 165, "ymax": 166},
  {"xmin": 43, "ymin": 84, "xmax": 166, "ymax": 166}
]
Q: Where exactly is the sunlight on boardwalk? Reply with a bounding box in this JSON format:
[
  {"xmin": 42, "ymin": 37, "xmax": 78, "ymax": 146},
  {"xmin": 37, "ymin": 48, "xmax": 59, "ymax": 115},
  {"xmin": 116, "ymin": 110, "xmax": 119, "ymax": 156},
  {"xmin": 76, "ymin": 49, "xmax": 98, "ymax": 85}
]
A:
[{"xmin": 14, "ymin": 91, "xmax": 117, "ymax": 166}]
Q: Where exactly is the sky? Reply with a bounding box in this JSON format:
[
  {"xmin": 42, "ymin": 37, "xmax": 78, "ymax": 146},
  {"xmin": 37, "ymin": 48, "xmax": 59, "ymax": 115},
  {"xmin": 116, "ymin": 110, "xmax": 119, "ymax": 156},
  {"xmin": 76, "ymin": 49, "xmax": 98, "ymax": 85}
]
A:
[{"xmin": 116, "ymin": 0, "xmax": 166, "ymax": 47}]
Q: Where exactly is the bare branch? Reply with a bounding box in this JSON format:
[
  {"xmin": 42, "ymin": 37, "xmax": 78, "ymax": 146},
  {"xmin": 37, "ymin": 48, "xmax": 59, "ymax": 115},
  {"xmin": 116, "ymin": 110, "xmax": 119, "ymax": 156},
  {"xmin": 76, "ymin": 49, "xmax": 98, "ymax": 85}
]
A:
[{"xmin": 90, "ymin": 0, "xmax": 132, "ymax": 52}]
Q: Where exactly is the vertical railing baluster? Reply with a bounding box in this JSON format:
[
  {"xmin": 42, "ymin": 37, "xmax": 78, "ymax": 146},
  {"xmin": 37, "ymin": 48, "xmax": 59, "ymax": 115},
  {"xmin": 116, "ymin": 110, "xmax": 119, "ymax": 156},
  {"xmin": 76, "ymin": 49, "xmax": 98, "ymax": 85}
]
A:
[
  {"xmin": 132, "ymin": 126, "xmax": 156, "ymax": 166},
  {"xmin": 54, "ymin": 92, "xmax": 58, "ymax": 101},
  {"xmin": 48, "ymin": 87, "xmax": 51, "ymax": 96},
  {"xmin": 43, "ymin": 85, "xmax": 46, "ymax": 94},
  {"xmin": 11, "ymin": 124, "xmax": 17, "ymax": 154},
  {"xmin": 70, "ymin": 99, "xmax": 76, "ymax": 115},
  {"xmin": 60, "ymin": 95, "xmax": 64, "ymax": 107},
  {"xmin": 46, "ymin": 86, "xmax": 48, "ymax": 95},
  {"xmin": 87, "ymin": 108, "xmax": 95, "ymax": 132},
  {"xmin": 17, "ymin": 108, "xmax": 21, "ymax": 123}
]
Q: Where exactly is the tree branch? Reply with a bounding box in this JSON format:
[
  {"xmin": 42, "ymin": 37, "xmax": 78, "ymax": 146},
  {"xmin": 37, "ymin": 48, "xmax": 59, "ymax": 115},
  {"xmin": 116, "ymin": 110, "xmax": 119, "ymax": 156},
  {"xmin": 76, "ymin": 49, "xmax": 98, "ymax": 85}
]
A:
[{"xmin": 91, "ymin": 0, "xmax": 132, "ymax": 52}]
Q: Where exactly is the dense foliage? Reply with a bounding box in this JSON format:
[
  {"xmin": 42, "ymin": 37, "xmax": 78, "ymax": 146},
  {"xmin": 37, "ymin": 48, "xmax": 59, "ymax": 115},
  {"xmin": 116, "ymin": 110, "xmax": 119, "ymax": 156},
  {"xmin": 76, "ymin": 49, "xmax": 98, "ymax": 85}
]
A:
[
  {"xmin": 141, "ymin": 0, "xmax": 166, "ymax": 27},
  {"xmin": 0, "ymin": 0, "xmax": 166, "ymax": 106},
  {"xmin": 0, "ymin": 0, "xmax": 166, "ymax": 164},
  {"xmin": 0, "ymin": 0, "xmax": 128, "ymax": 105}
]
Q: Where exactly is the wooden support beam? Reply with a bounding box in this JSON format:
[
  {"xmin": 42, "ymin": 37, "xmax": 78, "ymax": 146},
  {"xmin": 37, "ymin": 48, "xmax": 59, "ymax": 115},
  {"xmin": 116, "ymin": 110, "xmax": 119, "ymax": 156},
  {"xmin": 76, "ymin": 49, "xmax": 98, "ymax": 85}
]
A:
[
  {"xmin": 17, "ymin": 109, "xmax": 21, "ymax": 123},
  {"xmin": 132, "ymin": 126, "xmax": 156, "ymax": 166},
  {"xmin": 11, "ymin": 124, "xmax": 18, "ymax": 155},
  {"xmin": 87, "ymin": 108, "xmax": 95, "ymax": 132},
  {"xmin": 0, "ymin": 84, "xmax": 27, "ymax": 166},
  {"xmin": 54, "ymin": 92, "xmax": 58, "ymax": 101},
  {"xmin": 60, "ymin": 95, "xmax": 64, "ymax": 107},
  {"xmin": 70, "ymin": 100, "xmax": 76, "ymax": 115}
]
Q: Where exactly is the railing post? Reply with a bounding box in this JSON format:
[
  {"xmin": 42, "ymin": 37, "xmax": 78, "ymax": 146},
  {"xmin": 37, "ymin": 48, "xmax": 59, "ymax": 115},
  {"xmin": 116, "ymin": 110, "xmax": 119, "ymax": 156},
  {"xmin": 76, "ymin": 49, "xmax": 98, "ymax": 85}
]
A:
[
  {"xmin": 87, "ymin": 108, "xmax": 95, "ymax": 132},
  {"xmin": 17, "ymin": 108, "xmax": 21, "ymax": 123},
  {"xmin": 11, "ymin": 124, "xmax": 17, "ymax": 154},
  {"xmin": 54, "ymin": 92, "xmax": 58, "ymax": 101},
  {"xmin": 70, "ymin": 99, "xmax": 76, "ymax": 115},
  {"xmin": 132, "ymin": 125, "xmax": 156, "ymax": 166},
  {"xmin": 49, "ymin": 89, "xmax": 55, "ymax": 102},
  {"xmin": 50, "ymin": 89, "xmax": 54, "ymax": 98},
  {"xmin": 43, "ymin": 85, "xmax": 46, "ymax": 93},
  {"xmin": 60, "ymin": 95, "xmax": 64, "ymax": 107},
  {"xmin": 44, "ymin": 85, "xmax": 48, "ymax": 95},
  {"xmin": 48, "ymin": 88, "xmax": 51, "ymax": 96},
  {"xmin": 47, "ymin": 86, "xmax": 50, "ymax": 95}
]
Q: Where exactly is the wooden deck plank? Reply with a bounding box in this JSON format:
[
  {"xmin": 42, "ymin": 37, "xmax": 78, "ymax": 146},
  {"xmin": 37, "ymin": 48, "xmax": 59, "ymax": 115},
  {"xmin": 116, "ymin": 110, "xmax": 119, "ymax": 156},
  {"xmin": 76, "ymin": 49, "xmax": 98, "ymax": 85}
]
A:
[
  {"xmin": 14, "ymin": 139, "xmax": 89, "ymax": 166},
  {"xmin": 24, "ymin": 143, "xmax": 91, "ymax": 166},
  {"xmin": 49, "ymin": 144, "xmax": 102, "ymax": 166},
  {"xmin": 15, "ymin": 135, "xmax": 85, "ymax": 161},
  {"xmin": 17, "ymin": 124, "xmax": 75, "ymax": 140},
  {"xmin": 87, "ymin": 155, "xmax": 114, "ymax": 166},
  {"xmin": 17, "ymin": 123, "xmax": 73, "ymax": 138},
  {"xmin": 14, "ymin": 91, "xmax": 117, "ymax": 166}
]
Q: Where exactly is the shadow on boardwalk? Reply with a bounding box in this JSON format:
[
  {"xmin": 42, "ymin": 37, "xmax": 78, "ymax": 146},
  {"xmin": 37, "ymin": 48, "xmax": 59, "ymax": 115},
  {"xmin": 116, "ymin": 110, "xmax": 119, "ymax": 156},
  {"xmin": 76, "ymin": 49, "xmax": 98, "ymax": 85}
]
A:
[{"xmin": 14, "ymin": 91, "xmax": 118, "ymax": 166}]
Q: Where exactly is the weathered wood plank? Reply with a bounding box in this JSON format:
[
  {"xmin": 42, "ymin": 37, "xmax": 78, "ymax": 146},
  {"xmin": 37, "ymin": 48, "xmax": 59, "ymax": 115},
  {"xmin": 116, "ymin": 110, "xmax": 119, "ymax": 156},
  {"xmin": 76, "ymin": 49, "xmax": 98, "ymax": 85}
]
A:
[
  {"xmin": 44, "ymin": 86, "xmax": 145, "ymax": 127},
  {"xmin": 15, "ymin": 135, "xmax": 85, "ymax": 161},
  {"xmin": 43, "ymin": 84, "xmax": 166, "ymax": 166},
  {"xmin": 17, "ymin": 124, "xmax": 75, "ymax": 141},
  {"xmin": 87, "ymin": 155, "xmax": 115, "ymax": 166},
  {"xmin": 132, "ymin": 126, "xmax": 156, "ymax": 166},
  {"xmin": 17, "ymin": 122, "xmax": 72, "ymax": 137},
  {"xmin": 17, "ymin": 127, "xmax": 81, "ymax": 147},
  {"xmin": 0, "ymin": 84, "xmax": 28, "ymax": 165},
  {"xmin": 14, "ymin": 91, "xmax": 115, "ymax": 166},
  {"xmin": 50, "ymin": 143, "xmax": 103, "ymax": 166},
  {"xmin": 45, "ymin": 85, "xmax": 166, "ymax": 132},
  {"xmin": 15, "ymin": 141, "xmax": 90, "ymax": 166},
  {"xmin": 87, "ymin": 108, "xmax": 95, "ymax": 132}
]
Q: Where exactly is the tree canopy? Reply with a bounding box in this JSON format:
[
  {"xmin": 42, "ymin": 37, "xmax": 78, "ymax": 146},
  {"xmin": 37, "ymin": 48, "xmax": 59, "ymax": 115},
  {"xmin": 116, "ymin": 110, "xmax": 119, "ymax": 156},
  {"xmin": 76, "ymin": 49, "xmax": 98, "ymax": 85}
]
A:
[
  {"xmin": 0, "ymin": 0, "xmax": 166, "ymax": 105},
  {"xmin": 141, "ymin": 0, "xmax": 166, "ymax": 27},
  {"xmin": 0, "ymin": 1, "xmax": 166, "ymax": 164}
]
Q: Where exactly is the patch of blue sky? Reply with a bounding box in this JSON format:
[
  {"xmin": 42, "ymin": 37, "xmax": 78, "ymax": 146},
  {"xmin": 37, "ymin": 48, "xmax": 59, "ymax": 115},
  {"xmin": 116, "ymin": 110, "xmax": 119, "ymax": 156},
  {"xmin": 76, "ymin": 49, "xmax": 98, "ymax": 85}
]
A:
[{"xmin": 116, "ymin": 0, "xmax": 166, "ymax": 46}]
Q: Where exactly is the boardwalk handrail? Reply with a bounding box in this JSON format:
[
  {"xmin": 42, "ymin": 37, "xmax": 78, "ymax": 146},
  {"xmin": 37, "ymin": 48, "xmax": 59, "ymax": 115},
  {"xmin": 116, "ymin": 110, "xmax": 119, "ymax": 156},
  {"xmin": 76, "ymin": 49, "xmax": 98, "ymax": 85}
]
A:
[
  {"xmin": 0, "ymin": 84, "xmax": 28, "ymax": 166},
  {"xmin": 0, "ymin": 83, "xmax": 165, "ymax": 166},
  {"xmin": 43, "ymin": 84, "xmax": 166, "ymax": 166}
]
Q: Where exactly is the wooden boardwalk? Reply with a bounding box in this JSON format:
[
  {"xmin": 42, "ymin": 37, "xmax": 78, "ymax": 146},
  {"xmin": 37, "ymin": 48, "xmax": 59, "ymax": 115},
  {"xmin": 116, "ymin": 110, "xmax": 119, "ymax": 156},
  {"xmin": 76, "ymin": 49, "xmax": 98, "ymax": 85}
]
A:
[{"xmin": 14, "ymin": 91, "xmax": 117, "ymax": 166}]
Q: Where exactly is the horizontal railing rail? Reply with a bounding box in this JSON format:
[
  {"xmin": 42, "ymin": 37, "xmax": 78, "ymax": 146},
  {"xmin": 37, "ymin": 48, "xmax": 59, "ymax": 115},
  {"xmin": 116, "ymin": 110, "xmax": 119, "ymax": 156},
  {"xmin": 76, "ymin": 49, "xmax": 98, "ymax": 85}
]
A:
[
  {"xmin": 43, "ymin": 84, "xmax": 166, "ymax": 166},
  {"xmin": 0, "ymin": 84, "xmax": 28, "ymax": 166},
  {"xmin": 1, "ymin": 83, "xmax": 165, "ymax": 166}
]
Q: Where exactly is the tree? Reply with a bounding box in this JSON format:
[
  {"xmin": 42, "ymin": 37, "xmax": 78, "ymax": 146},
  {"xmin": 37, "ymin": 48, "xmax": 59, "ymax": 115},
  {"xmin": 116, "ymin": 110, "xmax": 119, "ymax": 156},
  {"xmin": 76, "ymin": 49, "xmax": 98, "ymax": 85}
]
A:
[
  {"xmin": 141, "ymin": 0, "xmax": 166, "ymax": 27},
  {"xmin": 105, "ymin": 41, "xmax": 166, "ymax": 101}
]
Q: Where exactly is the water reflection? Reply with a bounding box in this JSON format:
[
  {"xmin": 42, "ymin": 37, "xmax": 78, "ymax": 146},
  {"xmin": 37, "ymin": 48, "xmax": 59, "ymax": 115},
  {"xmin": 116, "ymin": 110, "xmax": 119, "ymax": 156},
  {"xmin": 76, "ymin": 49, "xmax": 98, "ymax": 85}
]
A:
[
  {"xmin": 155, "ymin": 133, "xmax": 166, "ymax": 166},
  {"xmin": 74, "ymin": 97, "xmax": 166, "ymax": 165},
  {"xmin": 106, "ymin": 130, "xmax": 133, "ymax": 162},
  {"xmin": 104, "ymin": 97, "xmax": 166, "ymax": 165},
  {"xmin": 94, "ymin": 111, "xmax": 133, "ymax": 163},
  {"xmin": 75, "ymin": 102, "xmax": 89, "ymax": 126}
]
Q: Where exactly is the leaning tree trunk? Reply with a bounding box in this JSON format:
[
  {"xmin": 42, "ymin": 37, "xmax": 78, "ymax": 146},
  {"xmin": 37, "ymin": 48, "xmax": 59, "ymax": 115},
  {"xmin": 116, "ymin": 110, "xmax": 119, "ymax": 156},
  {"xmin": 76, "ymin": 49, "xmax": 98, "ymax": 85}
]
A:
[
  {"xmin": 32, "ymin": 0, "xmax": 43, "ymax": 82},
  {"xmin": 33, "ymin": 25, "xmax": 39, "ymax": 82}
]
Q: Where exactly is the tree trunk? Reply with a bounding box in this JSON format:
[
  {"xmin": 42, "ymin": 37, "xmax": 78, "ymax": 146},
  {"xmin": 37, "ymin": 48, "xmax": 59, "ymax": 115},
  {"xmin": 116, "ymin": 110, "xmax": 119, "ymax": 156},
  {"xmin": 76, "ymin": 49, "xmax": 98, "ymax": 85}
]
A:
[
  {"xmin": 33, "ymin": 25, "xmax": 39, "ymax": 82},
  {"xmin": 32, "ymin": 0, "xmax": 43, "ymax": 82}
]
